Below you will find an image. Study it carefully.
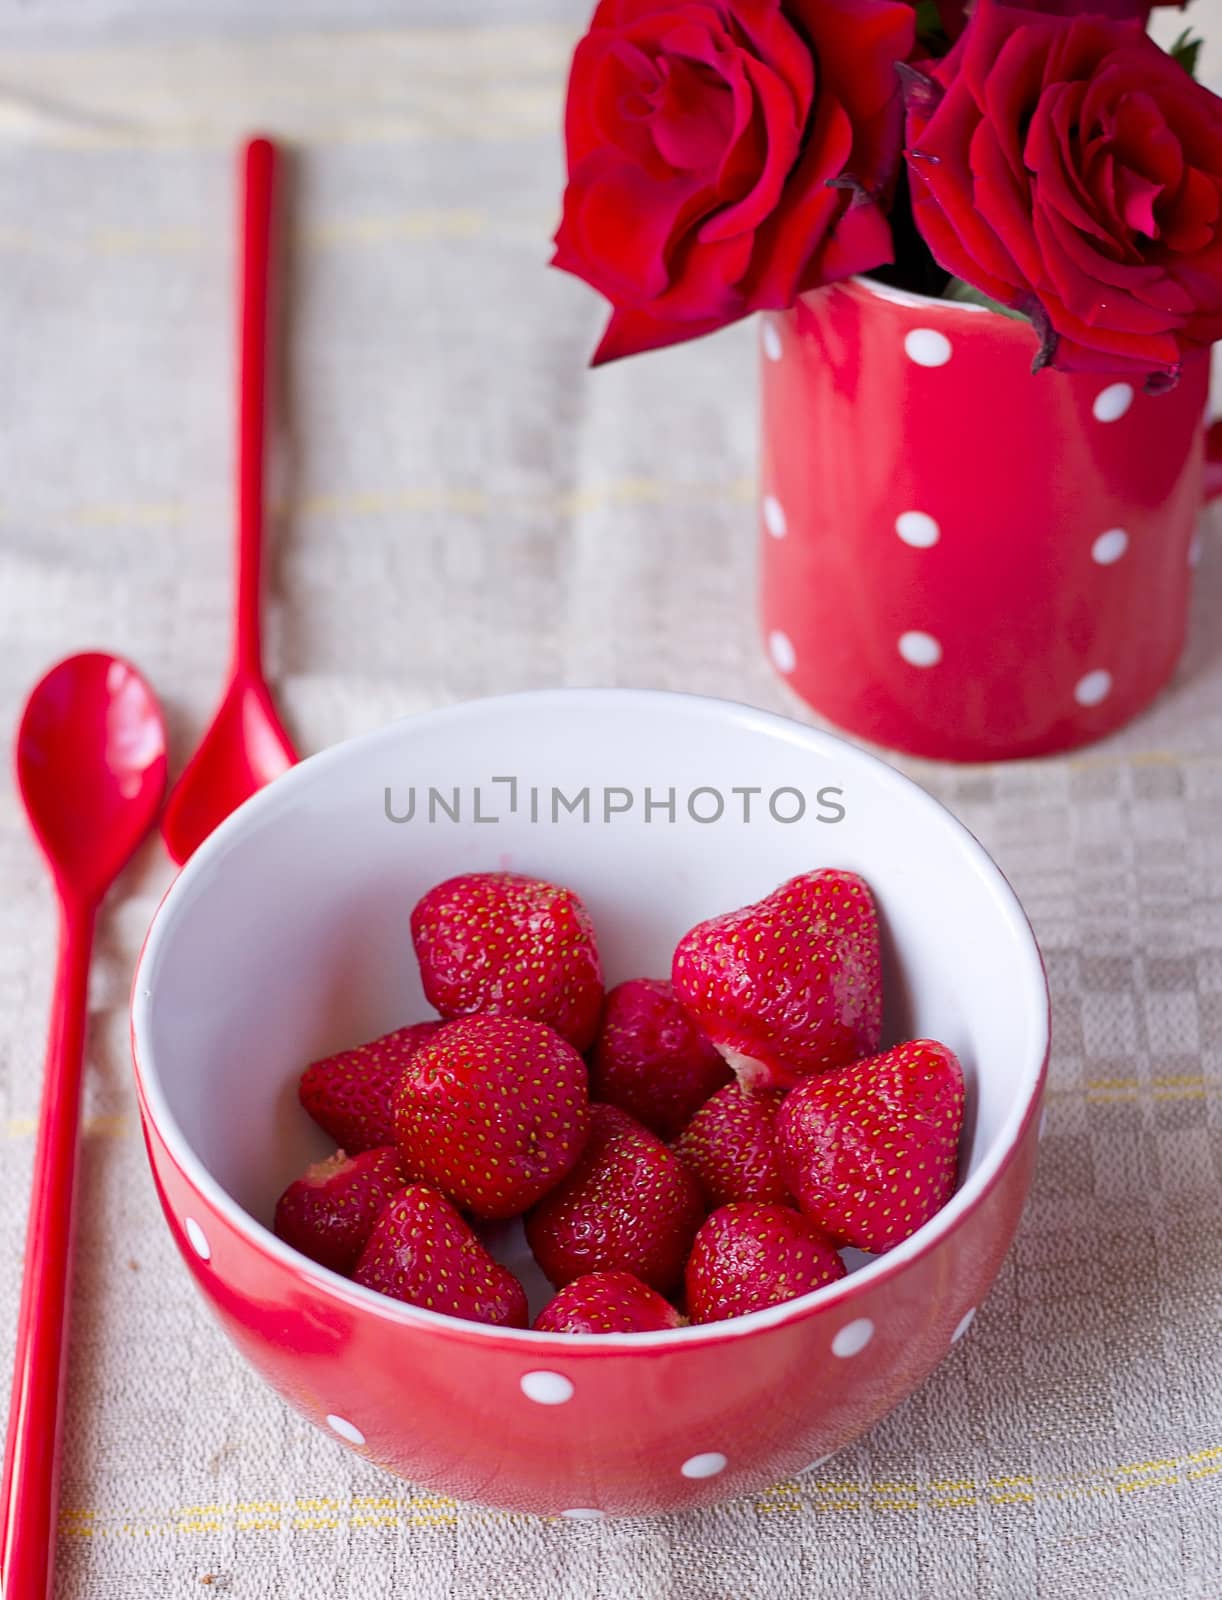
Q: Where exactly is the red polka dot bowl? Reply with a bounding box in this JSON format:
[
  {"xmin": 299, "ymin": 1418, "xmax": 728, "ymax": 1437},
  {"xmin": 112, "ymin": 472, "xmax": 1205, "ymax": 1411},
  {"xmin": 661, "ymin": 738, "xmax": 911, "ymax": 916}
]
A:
[
  {"xmin": 760, "ymin": 277, "xmax": 1210, "ymax": 761},
  {"xmin": 131, "ymin": 689, "xmax": 1049, "ymax": 1517}
]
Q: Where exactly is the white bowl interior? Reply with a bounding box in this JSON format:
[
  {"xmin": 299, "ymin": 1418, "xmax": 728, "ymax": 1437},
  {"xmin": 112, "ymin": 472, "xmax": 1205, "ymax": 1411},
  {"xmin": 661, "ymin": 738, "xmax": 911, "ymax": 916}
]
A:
[{"xmin": 134, "ymin": 690, "xmax": 1047, "ymax": 1323}]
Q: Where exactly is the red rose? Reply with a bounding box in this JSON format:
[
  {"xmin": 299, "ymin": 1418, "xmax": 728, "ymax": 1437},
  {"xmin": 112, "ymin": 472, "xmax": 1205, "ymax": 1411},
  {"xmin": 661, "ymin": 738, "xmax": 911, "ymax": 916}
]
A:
[
  {"xmin": 905, "ymin": 0, "xmax": 1222, "ymax": 381},
  {"xmin": 554, "ymin": 0, "xmax": 915, "ymax": 363}
]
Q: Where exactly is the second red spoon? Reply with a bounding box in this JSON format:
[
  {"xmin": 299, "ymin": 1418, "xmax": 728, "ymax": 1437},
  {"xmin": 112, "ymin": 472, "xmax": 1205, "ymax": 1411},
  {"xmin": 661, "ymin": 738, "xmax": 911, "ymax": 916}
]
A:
[{"xmin": 162, "ymin": 135, "xmax": 298, "ymax": 865}]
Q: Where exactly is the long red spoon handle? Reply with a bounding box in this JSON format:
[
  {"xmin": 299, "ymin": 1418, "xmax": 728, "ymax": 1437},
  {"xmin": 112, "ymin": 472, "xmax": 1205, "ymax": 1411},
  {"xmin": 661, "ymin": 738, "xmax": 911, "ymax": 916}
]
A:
[
  {"xmin": 234, "ymin": 135, "xmax": 277, "ymax": 678},
  {"xmin": 0, "ymin": 898, "xmax": 95, "ymax": 1600}
]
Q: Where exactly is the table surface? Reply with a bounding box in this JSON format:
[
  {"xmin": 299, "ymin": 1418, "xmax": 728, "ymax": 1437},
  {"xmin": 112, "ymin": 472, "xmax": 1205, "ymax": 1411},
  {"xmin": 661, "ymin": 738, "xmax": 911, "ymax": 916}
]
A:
[{"xmin": 0, "ymin": 5, "xmax": 1220, "ymax": 1598}]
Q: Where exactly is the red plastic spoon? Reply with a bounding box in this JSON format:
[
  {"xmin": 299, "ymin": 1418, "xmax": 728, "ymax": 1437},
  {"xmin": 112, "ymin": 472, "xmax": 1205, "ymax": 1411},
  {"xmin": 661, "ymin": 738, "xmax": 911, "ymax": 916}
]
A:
[
  {"xmin": 3, "ymin": 653, "xmax": 167, "ymax": 1600},
  {"xmin": 161, "ymin": 135, "xmax": 297, "ymax": 865}
]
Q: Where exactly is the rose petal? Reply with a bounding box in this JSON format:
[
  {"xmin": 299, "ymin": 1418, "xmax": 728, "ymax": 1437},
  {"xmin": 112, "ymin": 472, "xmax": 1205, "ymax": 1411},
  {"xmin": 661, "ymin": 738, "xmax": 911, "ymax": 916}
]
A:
[
  {"xmin": 1115, "ymin": 168, "xmax": 1163, "ymax": 239},
  {"xmin": 980, "ymin": 22, "xmax": 1056, "ymax": 186},
  {"xmin": 971, "ymin": 119, "xmax": 1047, "ymax": 286},
  {"xmin": 790, "ymin": 0, "xmax": 914, "ymax": 190},
  {"xmin": 592, "ymin": 302, "xmax": 733, "ymax": 364},
  {"xmin": 908, "ymin": 151, "xmax": 1024, "ymax": 304},
  {"xmin": 1034, "ymin": 204, "xmax": 1185, "ymax": 329},
  {"xmin": 701, "ymin": 49, "xmax": 806, "ymax": 241},
  {"xmin": 650, "ymin": 52, "xmax": 737, "ymax": 172},
  {"xmin": 1161, "ymin": 165, "xmax": 1221, "ymax": 254},
  {"xmin": 915, "ymin": 84, "xmax": 1030, "ymax": 286},
  {"xmin": 743, "ymin": 91, "xmax": 854, "ymax": 306},
  {"xmin": 557, "ymin": 148, "xmax": 714, "ymax": 302},
  {"xmin": 730, "ymin": 0, "xmax": 816, "ymax": 128},
  {"xmin": 1024, "ymin": 81, "xmax": 1118, "ymax": 249},
  {"xmin": 1035, "ymin": 282, "xmax": 1182, "ymax": 370},
  {"xmin": 806, "ymin": 193, "xmax": 896, "ymax": 285},
  {"xmin": 649, "ymin": 226, "xmax": 754, "ymax": 320},
  {"xmin": 593, "ymin": 41, "xmax": 668, "ymax": 170}
]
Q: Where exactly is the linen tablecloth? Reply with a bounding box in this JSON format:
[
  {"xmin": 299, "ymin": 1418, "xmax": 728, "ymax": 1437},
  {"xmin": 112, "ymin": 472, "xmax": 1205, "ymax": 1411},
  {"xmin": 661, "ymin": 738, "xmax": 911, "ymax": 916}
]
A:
[{"xmin": 0, "ymin": 6, "xmax": 1219, "ymax": 1596}]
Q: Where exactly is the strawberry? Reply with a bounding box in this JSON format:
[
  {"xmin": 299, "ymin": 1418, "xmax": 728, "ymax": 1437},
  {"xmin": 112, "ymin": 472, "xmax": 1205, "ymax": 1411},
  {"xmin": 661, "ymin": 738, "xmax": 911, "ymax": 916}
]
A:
[
  {"xmin": 393, "ymin": 1014, "xmax": 590, "ymax": 1221},
  {"xmin": 411, "ymin": 871, "xmax": 603, "ymax": 1050},
  {"xmin": 673, "ymin": 1083, "xmax": 790, "ymax": 1208},
  {"xmin": 776, "ymin": 1039, "xmax": 965, "ymax": 1253},
  {"xmin": 353, "ymin": 1184, "xmax": 528, "ymax": 1328},
  {"xmin": 534, "ymin": 1270, "xmax": 683, "ymax": 1335},
  {"xmin": 526, "ymin": 1103, "xmax": 705, "ymax": 1294},
  {"xmin": 684, "ymin": 1202, "xmax": 846, "ymax": 1324},
  {"xmin": 671, "ymin": 869, "xmax": 882, "ymax": 1091},
  {"xmin": 273, "ymin": 1146, "xmax": 405, "ymax": 1275},
  {"xmin": 299, "ymin": 1021, "xmax": 441, "ymax": 1154},
  {"xmin": 589, "ymin": 978, "xmax": 731, "ymax": 1139}
]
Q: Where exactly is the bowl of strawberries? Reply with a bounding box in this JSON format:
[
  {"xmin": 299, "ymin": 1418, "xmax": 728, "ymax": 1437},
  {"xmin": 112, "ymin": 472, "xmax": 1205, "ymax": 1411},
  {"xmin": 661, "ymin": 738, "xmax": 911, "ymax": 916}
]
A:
[{"xmin": 131, "ymin": 688, "xmax": 1049, "ymax": 1516}]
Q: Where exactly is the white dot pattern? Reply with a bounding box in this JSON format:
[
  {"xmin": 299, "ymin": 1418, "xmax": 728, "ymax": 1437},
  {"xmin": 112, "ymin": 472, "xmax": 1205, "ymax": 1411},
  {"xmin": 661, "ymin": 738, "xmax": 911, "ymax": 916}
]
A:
[
  {"xmin": 762, "ymin": 320, "xmax": 783, "ymax": 362},
  {"xmin": 681, "ymin": 1452, "xmax": 728, "ymax": 1479},
  {"xmin": 763, "ymin": 495, "xmax": 787, "ymax": 539},
  {"xmin": 832, "ymin": 1318, "xmax": 875, "ymax": 1358},
  {"xmin": 898, "ymin": 631, "xmax": 942, "ymax": 668},
  {"xmin": 1074, "ymin": 669, "xmax": 1113, "ymax": 707},
  {"xmin": 1091, "ymin": 528, "xmax": 1128, "ymax": 565},
  {"xmin": 952, "ymin": 1308, "xmax": 977, "ymax": 1344},
  {"xmin": 326, "ymin": 1414, "xmax": 366, "ymax": 1445},
  {"xmin": 769, "ymin": 629, "xmax": 797, "ymax": 674},
  {"xmin": 895, "ymin": 510, "xmax": 940, "ymax": 549},
  {"xmin": 904, "ymin": 328, "xmax": 952, "ymax": 367},
  {"xmin": 1093, "ymin": 383, "xmax": 1134, "ymax": 423},
  {"xmin": 184, "ymin": 1217, "xmax": 211, "ymax": 1262},
  {"xmin": 520, "ymin": 1371, "xmax": 574, "ymax": 1406}
]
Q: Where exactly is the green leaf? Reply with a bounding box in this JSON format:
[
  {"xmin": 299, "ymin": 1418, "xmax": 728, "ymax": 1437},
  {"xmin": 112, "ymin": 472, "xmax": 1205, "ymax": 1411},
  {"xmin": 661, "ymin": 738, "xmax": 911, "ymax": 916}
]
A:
[
  {"xmin": 913, "ymin": 0, "xmax": 951, "ymax": 53},
  {"xmin": 941, "ymin": 278, "xmax": 1028, "ymax": 321},
  {"xmin": 1170, "ymin": 27, "xmax": 1203, "ymax": 79}
]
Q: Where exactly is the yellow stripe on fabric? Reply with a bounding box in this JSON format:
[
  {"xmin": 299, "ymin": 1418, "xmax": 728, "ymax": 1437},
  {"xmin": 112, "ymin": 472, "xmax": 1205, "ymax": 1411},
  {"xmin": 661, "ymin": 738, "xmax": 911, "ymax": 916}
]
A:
[
  {"xmin": 43, "ymin": 477, "xmax": 758, "ymax": 532},
  {"xmin": 294, "ymin": 478, "xmax": 761, "ymax": 520},
  {"xmin": 18, "ymin": 124, "xmax": 558, "ymax": 154},
  {"xmin": 55, "ymin": 1444, "xmax": 1222, "ymax": 1537},
  {"xmin": 310, "ymin": 211, "xmax": 488, "ymax": 247},
  {"xmin": 72, "ymin": 501, "xmax": 189, "ymax": 527},
  {"xmin": 1047, "ymin": 1077, "xmax": 1220, "ymax": 1107},
  {"xmin": 0, "ymin": 25, "xmax": 575, "ymax": 151},
  {"xmin": 0, "ymin": 215, "xmax": 539, "ymax": 260},
  {"xmin": 33, "ymin": 487, "xmax": 1222, "ymax": 539},
  {"xmin": 1084, "ymin": 1089, "xmax": 1211, "ymax": 1104},
  {"xmin": 3, "ymin": 1113, "xmax": 132, "ymax": 1139},
  {"xmin": 29, "ymin": 493, "xmax": 1219, "ymax": 604},
  {"xmin": 56, "ymin": 210, "xmax": 498, "ymax": 258}
]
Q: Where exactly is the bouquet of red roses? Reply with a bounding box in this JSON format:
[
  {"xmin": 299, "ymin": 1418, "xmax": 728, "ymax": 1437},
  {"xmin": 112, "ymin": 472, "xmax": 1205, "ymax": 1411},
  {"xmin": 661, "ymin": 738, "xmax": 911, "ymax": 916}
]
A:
[{"xmin": 553, "ymin": 0, "xmax": 1220, "ymax": 387}]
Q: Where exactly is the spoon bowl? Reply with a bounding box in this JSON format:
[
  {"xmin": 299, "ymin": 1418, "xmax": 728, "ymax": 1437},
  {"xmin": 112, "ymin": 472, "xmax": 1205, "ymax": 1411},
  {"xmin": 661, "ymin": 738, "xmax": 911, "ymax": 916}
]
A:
[
  {"xmin": 160, "ymin": 679, "xmax": 295, "ymax": 867},
  {"xmin": 17, "ymin": 652, "xmax": 168, "ymax": 902}
]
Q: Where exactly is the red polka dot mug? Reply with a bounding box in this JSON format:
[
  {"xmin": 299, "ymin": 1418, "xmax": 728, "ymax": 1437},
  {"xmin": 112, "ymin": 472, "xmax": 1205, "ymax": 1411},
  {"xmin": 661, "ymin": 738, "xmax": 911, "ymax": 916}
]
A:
[{"xmin": 759, "ymin": 278, "xmax": 1211, "ymax": 761}]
